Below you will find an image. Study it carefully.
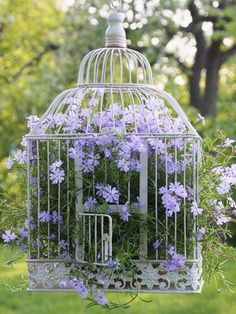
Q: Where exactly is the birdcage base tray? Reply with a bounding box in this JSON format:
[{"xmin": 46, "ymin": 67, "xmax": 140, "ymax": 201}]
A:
[{"xmin": 27, "ymin": 260, "xmax": 203, "ymax": 293}]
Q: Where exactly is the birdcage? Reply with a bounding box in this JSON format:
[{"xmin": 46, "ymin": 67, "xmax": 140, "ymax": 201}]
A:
[{"xmin": 25, "ymin": 0, "xmax": 203, "ymax": 294}]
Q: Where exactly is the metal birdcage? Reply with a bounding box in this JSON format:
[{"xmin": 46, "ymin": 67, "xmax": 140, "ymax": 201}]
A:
[{"xmin": 25, "ymin": 1, "xmax": 203, "ymax": 294}]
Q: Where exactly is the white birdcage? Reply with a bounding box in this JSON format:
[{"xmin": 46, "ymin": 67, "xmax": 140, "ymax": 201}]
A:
[{"xmin": 26, "ymin": 0, "xmax": 203, "ymax": 294}]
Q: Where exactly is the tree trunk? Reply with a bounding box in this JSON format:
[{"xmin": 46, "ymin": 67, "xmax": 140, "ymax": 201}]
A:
[
  {"xmin": 188, "ymin": 43, "xmax": 205, "ymax": 112},
  {"xmin": 201, "ymin": 41, "xmax": 222, "ymax": 117}
]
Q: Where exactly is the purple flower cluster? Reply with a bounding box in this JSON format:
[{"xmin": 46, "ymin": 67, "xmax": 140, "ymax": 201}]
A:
[
  {"xmin": 95, "ymin": 290, "xmax": 108, "ymax": 305},
  {"xmin": 27, "ymin": 115, "xmax": 40, "ymax": 130},
  {"xmin": 84, "ymin": 197, "xmax": 97, "ymax": 210},
  {"xmin": 27, "ymin": 92, "xmax": 189, "ymax": 138},
  {"xmin": 60, "ymin": 278, "xmax": 89, "ymax": 298},
  {"xmin": 16, "ymin": 149, "xmax": 27, "ymax": 164},
  {"xmin": 105, "ymin": 258, "xmax": 120, "ymax": 270},
  {"xmin": 59, "ymin": 278, "xmax": 109, "ymax": 305},
  {"xmin": 116, "ymin": 135, "xmax": 145, "ymax": 172},
  {"xmin": 213, "ymin": 164, "xmax": 236, "ymax": 195},
  {"xmin": 161, "ymin": 246, "xmax": 186, "ymax": 271},
  {"xmin": 210, "ymin": 199, "xmax": 231, "ymax": 225},
  {"xmin": 159, "ymin": 182, "xmax": 187, "ymax": 217},
  {"xmin": 38, "ymin": 211, "xmax": 62, "ymax": 224}
]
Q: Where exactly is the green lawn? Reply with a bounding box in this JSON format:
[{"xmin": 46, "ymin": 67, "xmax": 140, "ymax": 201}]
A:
[{"xmin": 0, "ymin": 245, "xmax": 236, "ymax": 314}]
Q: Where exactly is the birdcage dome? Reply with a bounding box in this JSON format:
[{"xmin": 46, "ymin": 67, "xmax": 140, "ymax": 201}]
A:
[
  {"xmin": 28, "ymin": 8, "xmax": 199, "ymax": 139},
  {"xmin": 77, "ymin": 48, "xmax": 154, "ymax": 85}
]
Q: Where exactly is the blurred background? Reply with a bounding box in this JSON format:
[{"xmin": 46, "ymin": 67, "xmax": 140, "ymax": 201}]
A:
[{"xmin": 0, "ymin": 0, "xmax": 235, "ymax": 313}]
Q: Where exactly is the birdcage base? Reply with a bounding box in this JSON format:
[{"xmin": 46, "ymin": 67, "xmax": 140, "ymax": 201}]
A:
[{"xmin": 27, "ymin": 259, "xmax": 203, "ymax": 293}]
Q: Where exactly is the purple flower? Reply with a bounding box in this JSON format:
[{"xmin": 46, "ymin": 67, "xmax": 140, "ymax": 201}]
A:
[
  {"xmin": 27, "ymin": 115, "xmax": 40, "ymax": 129},
  {"xmin": 118, "ymin": 141, "xmax": 131, "ymax": 158},
  {"xmin": 63, "ymin": 112, "xmax": 83, "ymax": 133},
  {"xmin": 223, "ymin": 138, "xmax": 235, "ymax": 147},
  {"xmin": 75, "ymin": 282, "xmax": 89, "ymax": 298},
  {"xmin": 84, "ymin": 197, "xmax": 97, "ymax": 210},
  {"xmin": 119, "ymin": 203, "xmax": 131, "ymax": 221},
  {"xmin": 153, "ymin": 239, "xmax": 163, "ymax": 250},
  {"xmin": 215, "ymin": 213, "xmax": 231, "ymax": 225},
  {"xmin": 59, "ymin": 240, "xmax": 68, "ymax": 250},
  {"xmin": 88, "ymin": 153, "xmax": 100, "ymax": 167},
  {"xmin": 101, "ymin": 185, "xmax": 120, "ymax": 203},
  {"xmin": 59, "ymin": 280, "xmax": 67, "ymax": 289},
  {"xmin": 50, "ymin": 168, "xmax": 65, "ymax": 184},
  {"xmin": 161, "ymin": 193, "xmax": 180, "ymax": 217},
  {"xmin": 211, "ymin": 200, "xmax": 231, "ymax": 225},
  {"xmin": 132, "ymin": 197, "xmax": 143, "ymax": 208},
  {"xmin": 129, "ymin": 159, "xmax": 142, "ymax": 172},
  {"xmin": 117, "ymin": 158, "xmax": 130, "ymax": 172},
  {"xmin": 50, "ymin": 160, "xmax": 63, "ymax": 172},
  {"xmin": 16, "ymin": 149, "xmax": 27, "ymax": 164},
  {"xmin": 129, "ymin": 135, "xmax": 146, "ymax": 153},
  {"xmin": 38, "ymin": 211, "xmax": 51, "ymax": 223},
  {"xmin": 18, "ymin": 227, "xmax": 28, "ymax": 239},
  {"xmin": 105, "ymin": 258, "xmax": 120, "ymax": 270},
  {"xmin": 161, "ymin": 246, "xmax": 186, "ymax": 271},
  {"xmin": 159, "ymin": 182, "xmax": 189, "ymax": 217},
  {"xmin": 191, "ymin": 201, "xmax": 203, "ymax": 216},
  {"xmin": 89, "ymin": 97, "xmax": 99, "ymax": 107},
  {"xmin": 30, "ymin": 177, "xmax": 37, "ymax": 186},
  {"xmin": 6, "ymin": 156, "xmax": 14, "ymax": 169},
  {"xmin": 95, "ymin": 183, "xmax": 105, "ymax": 197},
  {"xmin": 104, "ymin": 148, "xmax": 111, "ymax": 158},
  {"xmin": 51, "ymin": 211, "xmax": 63, "ymax": 224},
  {"xmin": 95, "ymin": 290, "xmax": 108, "ymax": 305},
  {"xmin": 169, "ymin": 182, "xmax": 187, "ymax": 198},
  {"xmin": 81, "ymin": 161, "xmax": 94, "ymax": 173},
  {"xmin": 216, "ymin": 181, "xmax": 231, "ymax": 195},
  {"xmin": 2, "ymin": 230, "xmax": 17, "ymax": 243},
  {"xmin": 197, "ymin": 227, "xmax": 205, "ymax": 240},
  {"xmin": 25, "ymin": 217, "xmax": 36, "ymax": 230},
  {"xmin": 68, "ymin": 147, "xmax": 76, "ymax": 159}
]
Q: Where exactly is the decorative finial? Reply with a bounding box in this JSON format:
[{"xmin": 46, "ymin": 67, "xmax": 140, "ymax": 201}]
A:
[
  {"xmin": 110, "ymin": 0, "xmax": 121, "ymax": 12},
  {"xmin": 105, "ymin": 1, "xmax": 127, "ymax": 48}
]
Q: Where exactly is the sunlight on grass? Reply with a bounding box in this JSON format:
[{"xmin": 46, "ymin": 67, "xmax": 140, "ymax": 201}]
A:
[{"xmin": 0, "ymin": 245, "xmax": 236, "ymax": 314}]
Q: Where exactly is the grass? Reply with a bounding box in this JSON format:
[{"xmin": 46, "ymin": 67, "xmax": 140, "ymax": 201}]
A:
[{"xmin": 0, "ymin": 245, "xmax": 236, "ymax": 314}]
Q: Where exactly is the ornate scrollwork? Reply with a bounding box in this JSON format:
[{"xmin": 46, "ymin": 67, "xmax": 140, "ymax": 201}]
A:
[{"xmin": 27, "ymin": 259, "xmax": 203, "ymax": 292}]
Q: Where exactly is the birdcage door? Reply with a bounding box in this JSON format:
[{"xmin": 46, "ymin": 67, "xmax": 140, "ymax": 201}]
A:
[{"xmin": 76, "ymin": 213, "xmax": 113, "ymax": 264}]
